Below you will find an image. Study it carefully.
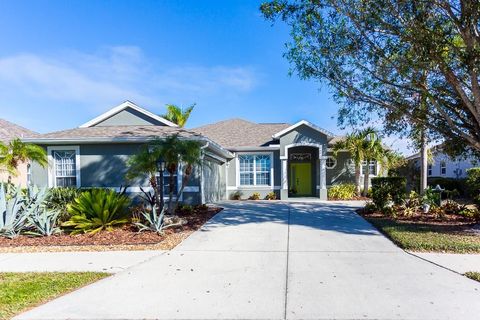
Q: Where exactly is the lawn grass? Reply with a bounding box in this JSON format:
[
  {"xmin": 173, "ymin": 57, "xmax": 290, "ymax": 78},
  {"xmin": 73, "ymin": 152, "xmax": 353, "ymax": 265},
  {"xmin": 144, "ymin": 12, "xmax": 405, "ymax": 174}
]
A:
[
  {"xmin": 465, "ymin": 271, "xmax": 480, "ymax": 282},
  {"xmin": 0, "ymin": 272, "xmax": 108, "ymax": 320},
  {"xmin": 365, "ymin": 217, "xmax": 480, "ymax": 253}
]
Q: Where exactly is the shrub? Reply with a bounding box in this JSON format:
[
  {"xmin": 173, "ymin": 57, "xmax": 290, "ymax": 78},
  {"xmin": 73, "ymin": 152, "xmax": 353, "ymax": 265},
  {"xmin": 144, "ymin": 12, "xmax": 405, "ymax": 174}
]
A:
[
  {"xmin": 231, "ymin": 191, "xmax": 242, "ymax": 200},
  {"xmin": 371, "ymin": 177, "xmax": 407, "ymax": 209},
  {"xmin": 459, "ymin": 208, "xmax": 480, "ymax": 221},
  {"xmin": 177, "ymin": 204, "xmax": 193, "ymax": 215},
  {"xmin": 363, "ymin": 201, "xmax": 377, "ymax": 214},
  {"xmin": 328, "ymin": 183, "xmax": 356, "ymax": 200},
  {"xmin": 428, "ymin": 177, "xmax": 466, "ymax": 197},
  {"xmin": 63, "ymin": 189, "xmax": 131, "ymax": 234},
  {"xmin": 45, "ymin": 187, "xmax": 83, "ymax": 222},
  {"xmin": 249, "ymin": 192, "xmax": 261, "ymax": 200},
  {"xmin": 265, "ymin": 192, "xmax": 276, "ymax": 200},
  {"xmin": 466, "ymin": 168, "xmax": 480, "ymax": 207}
]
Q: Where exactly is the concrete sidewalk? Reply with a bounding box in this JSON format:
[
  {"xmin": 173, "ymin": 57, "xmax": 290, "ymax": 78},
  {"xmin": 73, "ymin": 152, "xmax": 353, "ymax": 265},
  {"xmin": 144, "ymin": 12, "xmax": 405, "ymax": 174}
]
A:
[
  {"xmin": 411, "ymin": 252, "xmax": 480, "ymax": 274},
  {"xmin": 0, "ymin": 250, "xmax": 164, "ymax": 273},
  {"xmin": 14, "ymin": 201, "xmax": 480, "ymax": 320}
]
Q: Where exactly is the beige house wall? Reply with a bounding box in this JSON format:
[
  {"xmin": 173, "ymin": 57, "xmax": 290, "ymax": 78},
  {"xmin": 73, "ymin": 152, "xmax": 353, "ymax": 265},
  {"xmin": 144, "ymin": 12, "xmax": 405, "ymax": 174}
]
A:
[{"xmin": 0, "ymin": 162, "xmax": 29, "ymax": 186}]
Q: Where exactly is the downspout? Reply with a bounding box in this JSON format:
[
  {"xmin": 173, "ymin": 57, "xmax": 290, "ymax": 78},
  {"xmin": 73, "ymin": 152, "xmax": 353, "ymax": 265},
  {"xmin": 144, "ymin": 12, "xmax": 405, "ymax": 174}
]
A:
[{"xmin": 200, "ymin": 142, "xmax": 209, "ymax": 204}]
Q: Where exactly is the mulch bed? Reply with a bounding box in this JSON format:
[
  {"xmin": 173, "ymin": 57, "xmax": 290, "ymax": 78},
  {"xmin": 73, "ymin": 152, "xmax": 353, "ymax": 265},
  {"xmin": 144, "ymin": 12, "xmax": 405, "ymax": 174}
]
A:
[
  {"xmin": 358, "ymin": 210, "xmax": 478, "ymax": 226},
  {"xmin": 0, "ymin": 207, "xmax": 222, "ymax": 253}
]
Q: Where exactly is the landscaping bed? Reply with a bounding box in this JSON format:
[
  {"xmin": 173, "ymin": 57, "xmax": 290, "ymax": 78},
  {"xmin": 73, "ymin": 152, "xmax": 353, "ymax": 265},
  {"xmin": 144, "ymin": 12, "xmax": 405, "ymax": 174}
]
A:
[
  {"xmin": 465, "ymin": 271, "xmax": 480, "ymax": 282},
  {"xmin": 0, "ymin": 207, "xmax": 222, "ymax": 253},
  {"xmin": 359, "ymin": 211, "xmax": 480, "ymax": 253},
  {"xmin": 0, "ymin": 272, "xmax": 109, "ymax": 320}
]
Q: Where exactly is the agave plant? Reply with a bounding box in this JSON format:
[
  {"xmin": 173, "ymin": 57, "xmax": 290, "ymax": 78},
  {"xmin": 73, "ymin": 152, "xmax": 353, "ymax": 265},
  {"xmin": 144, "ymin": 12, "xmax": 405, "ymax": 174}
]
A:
[
  {"xmin": 63, "ymin": 189, "xmax": 131, "ymax": 234},
  {"xmin": 23, "ymin": 186, "xmax": 61, "ymax": 237},
  {"xmin": 0, "ymin": 184, "xmax": 28, "ymax": 238},
  {"xmin": 135, "ymin": 206, "xmax": 166, "ymax": 234}
]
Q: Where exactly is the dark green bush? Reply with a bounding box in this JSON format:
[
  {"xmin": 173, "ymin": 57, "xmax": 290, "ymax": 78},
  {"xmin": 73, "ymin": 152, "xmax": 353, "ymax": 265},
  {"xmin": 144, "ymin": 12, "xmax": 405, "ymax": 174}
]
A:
[
  {"xmin": 371, "ymin": 177, "xmax": 407, "ymax": 209},
  {"xmin": 427, "ymin": 177, "xmax": 466, "ymax": 197},
  {"xmin": 466, "ymin": 168, "xmax": 480, "ymax": 207}
]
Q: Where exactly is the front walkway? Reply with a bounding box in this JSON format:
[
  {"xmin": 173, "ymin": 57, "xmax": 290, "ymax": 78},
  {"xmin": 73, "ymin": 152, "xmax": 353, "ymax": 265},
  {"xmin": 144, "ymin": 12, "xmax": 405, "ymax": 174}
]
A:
[{"xmin": 15, "ymin": 201, "xmax": 480, "ymax": 320}]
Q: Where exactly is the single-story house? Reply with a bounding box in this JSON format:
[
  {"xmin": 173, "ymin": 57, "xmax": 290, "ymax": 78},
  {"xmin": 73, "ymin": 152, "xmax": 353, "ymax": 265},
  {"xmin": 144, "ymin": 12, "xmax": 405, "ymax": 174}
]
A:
[
  {"xmin": 0, "ymin": 119, "xmax": 38, "ymax": 186},
  {"xmin": 24, "ymin": 101, "xmax": 380, "ymax": 203}
]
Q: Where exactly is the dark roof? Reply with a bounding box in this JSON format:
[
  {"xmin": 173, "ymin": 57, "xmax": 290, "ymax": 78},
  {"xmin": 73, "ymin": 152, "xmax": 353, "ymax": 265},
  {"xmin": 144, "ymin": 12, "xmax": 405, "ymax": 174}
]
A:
[
  {"xmin": 0, "ymin": 119, "xmax": 38, "ymax": 143},
  {"xmin": 25, "ymin": 125, "xmax": 203, "ymax": 141},
  {"xmin": 192, "ymin": 118, "xmax": 291, "ymax": 149}
]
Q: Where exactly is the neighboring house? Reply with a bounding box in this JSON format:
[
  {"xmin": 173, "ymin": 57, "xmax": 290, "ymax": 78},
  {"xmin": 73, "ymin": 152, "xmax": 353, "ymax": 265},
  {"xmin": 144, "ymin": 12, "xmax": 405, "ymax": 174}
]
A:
[
  {"xmin": 0, "ymin": 119, "xmax": 38, "ymax": 186},
  {"xmin": 25, "ymin": 101, "xmax": 380, "ymax": 203},
  {"xmin": 406, "ymin": 145, "xmax": 479, "ymax": 179}
]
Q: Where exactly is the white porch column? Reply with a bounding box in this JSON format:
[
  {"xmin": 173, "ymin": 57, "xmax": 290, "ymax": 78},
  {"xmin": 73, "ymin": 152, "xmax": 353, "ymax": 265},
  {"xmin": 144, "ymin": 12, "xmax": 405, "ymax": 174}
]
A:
[
  {"xmin": 319, "ymin": 156, "xmax": 327, "ymax": 199},
  {"xmin": 281, "ymin": 159, "xmax": 288, "ymax": 199}
]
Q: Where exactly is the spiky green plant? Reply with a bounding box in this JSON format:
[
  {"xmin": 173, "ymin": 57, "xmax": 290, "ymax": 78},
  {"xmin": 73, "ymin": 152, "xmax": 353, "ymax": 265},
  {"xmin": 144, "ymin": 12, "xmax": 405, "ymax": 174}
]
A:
[
  {"xmin": 63, "ymin": 189, "xmax": 131, "ymax": 234},
  {"xmin": 135, "ymin": 206, "xmax": 166, "ymax": 234},
  {"xmin": 0, "ymin": 184, "xmax": 28, "ymax": 238}
]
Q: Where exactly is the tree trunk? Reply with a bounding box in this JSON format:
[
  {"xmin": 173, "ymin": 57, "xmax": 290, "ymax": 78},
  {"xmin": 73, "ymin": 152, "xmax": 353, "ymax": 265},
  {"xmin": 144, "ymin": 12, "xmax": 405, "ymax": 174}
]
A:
[
  {"xmin": 420, "ymin": 131, "xmax": 428, "ymax": 194},
  {"xmin": 168, "ymin": 174, "xmax": 175, "ymax": 215},
  {"xmin": 175, "ymin": 164, "xmax": 193, "ymax": 209},
  {"xmin": 363, "ymin": 160, "xmax": 370, "ymax": 197},
  {"xmin": 355, "ymin": 165, "xmax": 361, "ymax": 197},
  {"xmin": 149, "ymin": 175, "xmax": 162, "ymax": 211}
]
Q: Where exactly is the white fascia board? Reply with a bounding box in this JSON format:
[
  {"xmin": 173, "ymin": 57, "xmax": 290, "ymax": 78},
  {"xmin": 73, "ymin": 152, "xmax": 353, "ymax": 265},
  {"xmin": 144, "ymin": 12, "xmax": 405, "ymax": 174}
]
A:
[
  {"xmin": 272, "ymin": 120, "xmax": 334, "ymax": 139},
  {"xmin": 79, "ymin": 101, "xmax": 178, "ymax": 128},
  {"xmin": 228, "ymin": 146, "xmax": 281, "ymax": 152}
]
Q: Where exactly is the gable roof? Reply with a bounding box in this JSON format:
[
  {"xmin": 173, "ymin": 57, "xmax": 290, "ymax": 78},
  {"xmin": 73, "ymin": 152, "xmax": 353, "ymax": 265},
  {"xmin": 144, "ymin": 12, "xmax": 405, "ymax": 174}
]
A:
[
  {"xmin": 0, "ymin": 119, "xmax": 38, "ymax": 143},
  {"xmin": 192, "ymin": 118, "xmax": 290, "ymax": 149},
  {"xmin": 80, "ymin": 101, "xmax": 178, "ymax": 128},
  {"xmin": 272, "ymin": 120, "xmax": 334, "ymax": 139}
]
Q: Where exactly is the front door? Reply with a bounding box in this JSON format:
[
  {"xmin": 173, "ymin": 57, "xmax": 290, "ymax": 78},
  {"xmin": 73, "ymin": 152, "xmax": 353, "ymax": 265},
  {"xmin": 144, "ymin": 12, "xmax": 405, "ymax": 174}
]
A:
[{"xmin": 290, "ymin": 163, "xmax": 312, "ymax": 196}]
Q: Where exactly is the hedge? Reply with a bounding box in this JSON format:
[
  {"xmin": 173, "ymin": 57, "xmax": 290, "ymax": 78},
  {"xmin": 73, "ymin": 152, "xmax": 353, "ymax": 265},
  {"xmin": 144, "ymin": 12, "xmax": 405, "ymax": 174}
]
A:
[
  {"xmin": 371, "ymin": 177, "xmax": 407, "ymax": 209},
  {"xmin": 427, "ymin": 177, "xmax": 466, "ymax": 196}
]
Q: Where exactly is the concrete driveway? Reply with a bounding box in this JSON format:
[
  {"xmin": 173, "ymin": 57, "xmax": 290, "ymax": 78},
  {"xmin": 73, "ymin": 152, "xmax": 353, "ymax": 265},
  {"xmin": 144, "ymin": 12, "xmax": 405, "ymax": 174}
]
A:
[{"xmin": 15, "ymin": 201, "xmax": 480, "ymax": 320}]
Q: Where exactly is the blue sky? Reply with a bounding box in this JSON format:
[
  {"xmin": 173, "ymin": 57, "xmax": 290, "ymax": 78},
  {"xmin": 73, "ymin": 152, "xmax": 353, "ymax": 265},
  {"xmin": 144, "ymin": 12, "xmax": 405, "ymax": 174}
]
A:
[{"xmin": 0, "ymin": 0, "xmax": 409, "ymax": 152}]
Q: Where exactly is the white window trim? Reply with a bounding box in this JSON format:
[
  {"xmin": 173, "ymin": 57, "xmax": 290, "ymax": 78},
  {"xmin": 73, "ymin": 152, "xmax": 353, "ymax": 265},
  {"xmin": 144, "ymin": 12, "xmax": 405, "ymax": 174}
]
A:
[
  {"xmin": 47, "ymin": 146, "xmax": 81, "ymax": 188},
  {"xmin": 325, "ymin": 156, "xmax": 337, "ymax": 169},
  {"xmin": 360, "ymin": 160, "xmax": 378, "ymax": 177},
  {"xmin": 440, "ymin": 161, "xmax": 447, "ymax": 176},
  {"xmin": 236, "ymin": 152, "xmax": 274, "ymax": 188}
]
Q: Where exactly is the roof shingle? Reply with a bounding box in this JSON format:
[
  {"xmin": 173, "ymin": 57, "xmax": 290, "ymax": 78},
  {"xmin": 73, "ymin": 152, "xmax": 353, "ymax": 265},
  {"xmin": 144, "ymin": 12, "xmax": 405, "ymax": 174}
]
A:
[
  {"xmin": 0, "ymin": 119, "xmax": 38, "ymax": 143},
  {"xmin": 192, "ymin": 118, "xmax": 290, "ymax": 149}
]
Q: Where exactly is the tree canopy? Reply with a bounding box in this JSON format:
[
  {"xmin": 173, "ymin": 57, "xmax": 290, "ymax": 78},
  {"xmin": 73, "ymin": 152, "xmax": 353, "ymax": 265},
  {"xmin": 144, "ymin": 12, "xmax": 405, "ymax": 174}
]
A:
[
  {"xmin": 261, "ymin": 0, "xmax": 480, "ymax": 156},
  {"xmin": 162, "ymin": 104, "xmax": 195, "ymax": 128}
]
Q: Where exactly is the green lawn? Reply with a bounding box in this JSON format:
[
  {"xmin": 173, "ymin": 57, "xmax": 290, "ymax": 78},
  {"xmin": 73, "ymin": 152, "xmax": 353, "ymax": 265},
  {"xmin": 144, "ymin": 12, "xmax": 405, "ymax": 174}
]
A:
[
  {"xmin": 365, "ymin": 217, "xmax": 480, "ymax": 253},
  {"xmin": 465, "ymin": 272, "xmax": 480, "ymax": 282},
  {"xmin": 0, "ymin": 272, "xmax": 108, "ymax": 320}
]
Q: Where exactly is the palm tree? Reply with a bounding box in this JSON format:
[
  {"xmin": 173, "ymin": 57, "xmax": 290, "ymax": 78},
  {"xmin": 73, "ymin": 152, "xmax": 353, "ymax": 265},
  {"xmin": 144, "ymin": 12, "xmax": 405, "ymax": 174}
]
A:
[
  {"xmin": 162, "ymin": 104, "xmax": 195, "ymax": 127},
  {"xmin": 0, "ymin": 138, "xmax": 47, "ymax": 184},
  {"xmin": 126, "ymin": 144, "xmax": 163, "ymax": 210},
  {"xmin": 332, "ymin": 132, "xmax": 366, "ymax": 196},
  {"xmin": 175, "ymin": 140, "xmax": 202, "ymax": 209},
  {"xmin": 361, "ymin": 128, "xmax": 384, "ymax": 196}
]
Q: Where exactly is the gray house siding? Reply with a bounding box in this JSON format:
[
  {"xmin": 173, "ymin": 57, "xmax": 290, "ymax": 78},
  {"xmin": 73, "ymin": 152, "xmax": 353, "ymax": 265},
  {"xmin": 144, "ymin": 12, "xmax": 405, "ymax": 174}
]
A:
[
  {"xmin": 94, "ymin": 107, "xmax": 168, "ymax": 127},
  {"xmin": 326, "ymin": 151, "xmax": 355, "ymax": 186},
  {"xmin": 203, "ymin": 157, "xmax": 226, "ymax": 203},
  {"xmin": 279, "ymin": 125, "xmax": 328, "ymax": 158},
  {"xmin": 30, "ymin": 143, "xmax": 204, "ymax": 205}
]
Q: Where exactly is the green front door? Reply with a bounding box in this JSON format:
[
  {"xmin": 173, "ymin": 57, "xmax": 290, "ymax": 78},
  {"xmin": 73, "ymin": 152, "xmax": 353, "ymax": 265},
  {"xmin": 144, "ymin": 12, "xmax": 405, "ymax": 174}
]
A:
[{"xmin": 290, "ymin": 163, "xmax": 312, "ymax": 196}]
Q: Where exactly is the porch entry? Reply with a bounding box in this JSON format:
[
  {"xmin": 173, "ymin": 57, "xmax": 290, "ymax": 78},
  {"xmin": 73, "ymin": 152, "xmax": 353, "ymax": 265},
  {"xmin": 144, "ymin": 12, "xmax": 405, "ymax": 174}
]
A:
[{"xmin": 290, "ymin": 163, "xmax": 312, "ymax": 196}]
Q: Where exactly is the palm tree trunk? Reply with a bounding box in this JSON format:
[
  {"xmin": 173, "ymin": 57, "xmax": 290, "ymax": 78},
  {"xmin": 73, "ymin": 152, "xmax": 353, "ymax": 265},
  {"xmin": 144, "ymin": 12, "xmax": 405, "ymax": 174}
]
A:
[
  {"xmin": 363, "ymin": 160, "xmax": 370, "ymax": 197},
  {"xmin": 355, "ymin": 165, "xmax": 361, "ymax": 197},
  {"xmin": 149, "ymin": 175, "xmax": 162, "ymax": 211}
]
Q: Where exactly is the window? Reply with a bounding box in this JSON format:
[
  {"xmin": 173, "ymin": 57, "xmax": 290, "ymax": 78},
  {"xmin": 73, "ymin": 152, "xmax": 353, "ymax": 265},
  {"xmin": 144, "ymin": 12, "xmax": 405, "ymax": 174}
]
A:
[
  {"xmin": 239, "ymin": 154, "xmax": 271, "ymax": 186},
  {"xmin": 52, "ymin": 150, "xmax": 78, "ymax": 187},
  {"xmin": 326, "ymin": 156, "xmax": 337, "ymax": 169},
  {"xmin": 427, "ymin": 164, "xmax": 432, "ymax": 176},
  {"xmin": 440, "ymin": 161, "xmax": 447, "ymax": 175},
  {"xmin": 362, "ymin": 160, "xmax": 377, "ymax": 176},
  {"xmin": 27, "ymin": 164, "xmax": 31, "ymax": 186},
  {"xmin": 159, "ymin": 171, "xmax": 178, "ymax": 196}
]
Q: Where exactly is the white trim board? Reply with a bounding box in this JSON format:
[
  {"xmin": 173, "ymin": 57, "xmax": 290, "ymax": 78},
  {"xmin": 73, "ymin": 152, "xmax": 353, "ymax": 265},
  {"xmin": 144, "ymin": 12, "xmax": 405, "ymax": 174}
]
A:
[
  {"xmin": 80, "ymin": 101, "xmax": 178, "ymax": 128},
  {"xmin": 272, "ymin": 120, "xmax": 334, "ymax": 139}
]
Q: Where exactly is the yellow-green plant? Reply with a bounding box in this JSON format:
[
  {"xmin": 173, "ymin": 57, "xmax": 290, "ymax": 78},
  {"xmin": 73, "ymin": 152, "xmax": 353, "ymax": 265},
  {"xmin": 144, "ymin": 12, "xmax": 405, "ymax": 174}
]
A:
[
  {"xmin": 328, "ymin": 183, "xmax": 356, "ymax": 200},
  {"xmin": 63, "ymin": 189, "xmax": 131, "ymax": 234}
]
